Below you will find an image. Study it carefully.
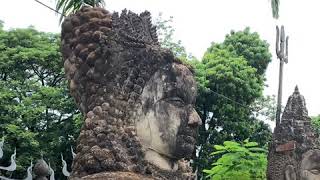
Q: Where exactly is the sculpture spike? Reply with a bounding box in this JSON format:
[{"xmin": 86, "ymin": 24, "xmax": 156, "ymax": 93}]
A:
[
  {"xmin": 284, "ymin": 36, "xmax": 289, "ymax": 63},
  {"xmin": 280, "ymin": 26, "xmax": 285, "ymax": 58},
  {"xmin": 61, "ymin": 154, "xmax": 70, "ymax": 177},
  {"xmin": 0, "ymin": 136, "xmax": 4, "ymax": 159},
  {"xmin": 276, "ymin": 26, "xmax": 280, "ymax": 57},
  {"xmin": 0, "ymin": 175, "xmax": 15, "ymax": 180},
  {"xmin": 71, "ymin": 146, "xmax": 76, "ymax": 159},
  {"xmin": 24, "ymin": 161, "xmax": 33, "ymax": 180},
  {"xmin": 280, "ymin": 25, "xmax": 285, "ymax": 41},
  {"xmin": 49, "ymin": 163, "xmax": 55, "ymax": 180},
  {"xmin": 40, "ymin": 151, "xmax": 44, "ymax": 160},
  {"xmin": 294, "ymin": 85, "xmax": 299, "ymax": 93},
  {"xmin": 0, "ymin": 148, "xmax": 16, "ymax": 171}
]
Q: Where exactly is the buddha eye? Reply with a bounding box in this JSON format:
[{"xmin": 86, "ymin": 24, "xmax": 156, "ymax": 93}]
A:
[
  {"xmin": 167, "ymin": 97, "xmax": 185, "ymax": 106},
  {"xmin": 310, "ymin": 169, "xmax": 320, "ymax": 175}
]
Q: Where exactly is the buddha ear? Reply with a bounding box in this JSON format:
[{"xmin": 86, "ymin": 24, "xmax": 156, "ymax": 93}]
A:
[{"xmin": 285, "ymin": 165, "xmax": 296, "ymax": 180}]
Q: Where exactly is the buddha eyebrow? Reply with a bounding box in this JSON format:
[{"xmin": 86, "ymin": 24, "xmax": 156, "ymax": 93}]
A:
[
  {"xmin": 162, "ymin": 75, "xmax": 196, "ymax": 103},
  {"xmin": 164, "ymin": 87, "xmax": 191, "ymax": 104}
]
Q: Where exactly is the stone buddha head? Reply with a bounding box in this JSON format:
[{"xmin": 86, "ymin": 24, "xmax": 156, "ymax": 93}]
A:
[
  {"xmin": 61, "ymin": 6, "xmax": 201, "ymax": 179},
  {"xmin": 300, "ymin": 149, "xmax": 320, "ymax": 180},
  {"xmin": 135, "ymin": 62, "xmax": 201, "ymax": 170}
]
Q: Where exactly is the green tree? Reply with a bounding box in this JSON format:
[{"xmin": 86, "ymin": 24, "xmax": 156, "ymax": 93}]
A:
[
  {"xmin": 0, "ymin": 26, "xmax": 80, "ymax": 179},
  {"xmin": 250, "ymin": 95, "xmax": 277, "ymax": 122},
  {"xmin": 203, "ymin": 140, "xmax": 267, "ymax": 180},
  {"xmin": 311, "ymin": 115, "xmax": 320, "ymax": 134},
  {"xmin": 193, "ymin": 29, "xmax": 272, "ymax": 178},
  {"xmin": 210, "ymin": 28, "xmax": 272, "ymax": 76}
]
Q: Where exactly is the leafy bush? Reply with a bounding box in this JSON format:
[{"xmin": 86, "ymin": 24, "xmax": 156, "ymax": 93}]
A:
[
  {"xmin": 203, "ymin": 139, "xmax": 267, "ymax": 180},
  {"xmin": 311, "ymin": 115, "xmax": 320, "ymax": 135}
]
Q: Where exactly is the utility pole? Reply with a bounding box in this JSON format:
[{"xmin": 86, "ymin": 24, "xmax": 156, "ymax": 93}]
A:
[{"xmin": 275, "ymin": 25, "xmax": 289, "ymax": 127}]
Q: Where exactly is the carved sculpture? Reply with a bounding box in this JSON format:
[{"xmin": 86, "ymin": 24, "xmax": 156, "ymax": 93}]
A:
[
  {"xmin": 71, "ymin": 146, "xmax": 76, "ymax": 159},
  {"xmin": 0, "ymin": 137, "xmax": 4, "ymax": 159},
  {"xmin": 267, "ymin": 86, "xmax": 320, "ymax": 180},
  {"xmin": 61, "ymin": 6, "xmax": 201, "ymax": 179},
  {"xmin": 0, "ymin": 160, "xmax": 33, "ymax": 180},
  {"xmin": 61, "ymin": 154, "xmax": 71, "ymax": 177},
  {"xmin": 49, "ymin": 163, "xmax": 55, "ymax": 180},
  {"xmin": 0, "ymin": 162, "xmax": 32, "ymax": 180},
  {"xmin": 0, "ymin": 149, "xmax": 16, "ymax": 172},
  {"xmin": 25, "ymin": 162, "xmax": 33, "ymax": 180},
  {"xmin": 33, "ymin": 158, "xmax": 50, "ymax": 180},
  {"xmin": 0, "ymin": 139, "xmax": 57, "ymax": 180}
]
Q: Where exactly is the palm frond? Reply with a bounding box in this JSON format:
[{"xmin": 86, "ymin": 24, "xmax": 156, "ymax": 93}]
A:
[
  {"xmin": 55, "ymin": 0, "xmax": 105, "ymax": 23},
  {"xmin": 271, "ymin": 0, "xmax": 279, "ymax": 19}
]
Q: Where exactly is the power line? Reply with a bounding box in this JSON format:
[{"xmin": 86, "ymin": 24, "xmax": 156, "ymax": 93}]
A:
[
  {"xmin": 208, "ymin": 89, "xmax": 276, "ymax": 118},
  {"xmin": 34, "ymin": 0, "xmax": 65, "ymax": 17},
  {"xmin": 210, "ymin": 90, "xmax": 251, "ymax": 109}
]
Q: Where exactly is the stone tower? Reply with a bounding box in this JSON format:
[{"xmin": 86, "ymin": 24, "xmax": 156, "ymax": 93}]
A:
[{"xmin": 267, "ymin": 86, "xmax": 320, "ymax": 180}]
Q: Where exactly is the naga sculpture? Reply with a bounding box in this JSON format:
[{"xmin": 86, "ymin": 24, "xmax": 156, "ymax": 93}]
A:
[
  {"xmin": 267, "ymin": 86, "xmax": 320, "ymax": 180},
  {"xmin": 61, "ymin": 6, "xmax": 201, "ymax": 179},
  {"xmin": 0, "ymin": 148, "xmax": 16, "ymax": 172}
]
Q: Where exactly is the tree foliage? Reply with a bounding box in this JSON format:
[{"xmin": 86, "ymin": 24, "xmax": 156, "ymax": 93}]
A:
[
  {"xmin": 203, "ymin": 140, "xmax": 267, "ymax": 180},
  {"xmin": 209, "ymin": 28, "xmax": 272, "ymax": 76},
  {"xmin": 311, "ymin": 115, "xmax": 320, "ymax": 135},
  {"xmin": 250, "ymin": 95, "xmax": 277, "ymax": 122},
  {"xmin": 0, "ymin": 25, "xmax": 80, "ymax": 179},
  {"xmin": 193, "ymin": 28, "xmax": 272, "ymax": 178}
]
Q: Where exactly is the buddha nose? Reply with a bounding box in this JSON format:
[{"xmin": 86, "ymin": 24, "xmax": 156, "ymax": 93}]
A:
[{"xmin": 188, "ymin": 109, "xmax": 202, "ymax": 127}]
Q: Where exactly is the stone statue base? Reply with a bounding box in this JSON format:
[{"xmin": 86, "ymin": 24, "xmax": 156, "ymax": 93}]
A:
[
  {"xmin": 70, "ymin": 167, "xmax": 195, "ymax": 180},
  {"xmin": 71, "ymin": 172, "xmax": 153, "ymax": 180}
]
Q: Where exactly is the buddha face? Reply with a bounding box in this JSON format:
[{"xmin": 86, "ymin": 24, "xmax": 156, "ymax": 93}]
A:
[
  {"xmin": 300, "ymin": 149, "xmax": 320, "ymax": 180},
  {"xmin": 135, "ymin": 63, "xmax": 201, "ymax": 169}
]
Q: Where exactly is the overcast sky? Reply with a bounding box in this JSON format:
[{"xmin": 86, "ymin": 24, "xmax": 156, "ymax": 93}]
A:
[{"xmin": 1, "ymin": 0, "xmax": 319, "ymax": 129}]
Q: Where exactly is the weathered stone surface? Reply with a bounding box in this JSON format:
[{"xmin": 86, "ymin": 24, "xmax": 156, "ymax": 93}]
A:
[
  {"xmin": 80, "ymin": 172, "xmax": 153, "ymax": 180},
  {"xmin": 61, "ymin": 6, "xmax": 200, "ymax": 179},
  {"xmin": 33, "ymin": 159, "xmax": 50, "ymax": 180},
  {"xmin": 267, "ymin": 86, "xmax": 320, "ymax": 180},
  {"xmin": 275, "ymin": 141, "xmax": 296, "ymax": 152},
  {"xmin": 79, "ymin": 169, "xmax": 195, "ymax": 180}
]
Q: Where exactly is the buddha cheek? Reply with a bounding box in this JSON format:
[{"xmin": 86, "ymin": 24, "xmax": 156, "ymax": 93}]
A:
[
  {"xmin": 302, "ymin": 170, "xmax": 317, "ymax": 180},
  {"xmin": 157, "ymin": 105, "xmax": 183, "ymax": 154},
  {"xmin": 301, "ymin": 170, "xmax": 320, "ymax": 180}
]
